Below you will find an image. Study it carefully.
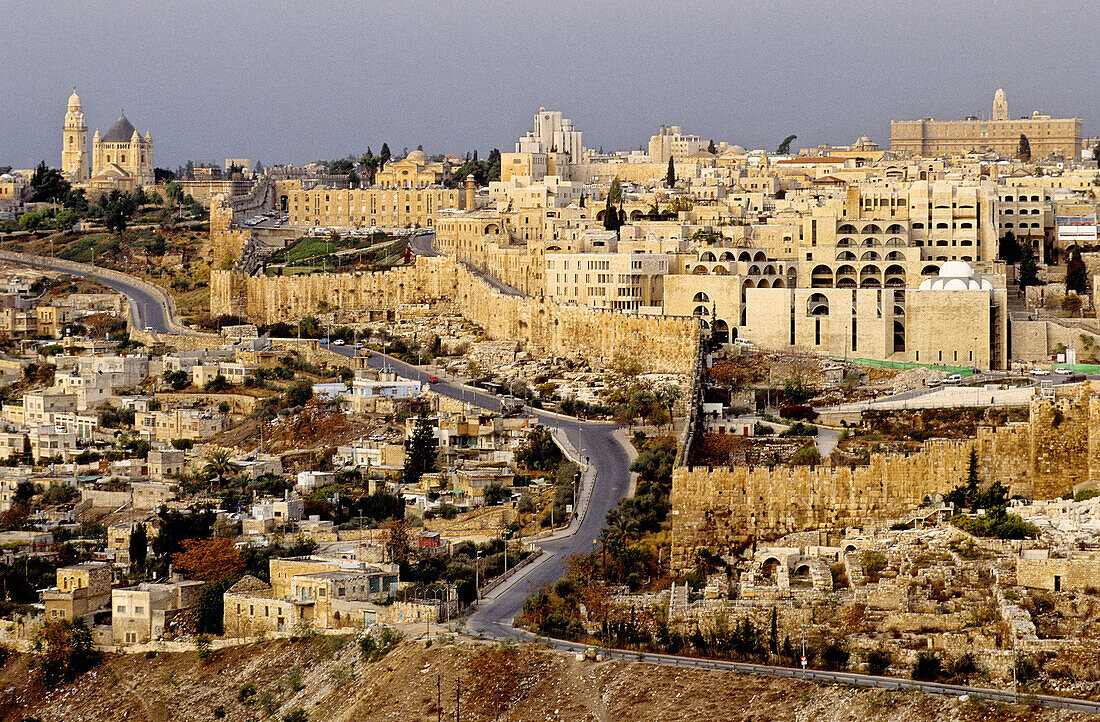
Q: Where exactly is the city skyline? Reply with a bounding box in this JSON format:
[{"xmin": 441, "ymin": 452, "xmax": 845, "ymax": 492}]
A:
[{"xmin": 1, "ymin": 1, "xmax": 1096, "ymax": 169}]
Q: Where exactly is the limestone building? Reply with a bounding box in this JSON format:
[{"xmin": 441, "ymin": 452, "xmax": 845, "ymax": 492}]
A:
[
  {"xmin": 891, "ymin": 89, "xmax": 1082, "ymax": 160},
  {"xmin": 515, "ymin": 108, "xmax": 584, "ymax": 163},
  {"xmin": 649, "ymin": 125, "xmax": 704, "ymax": 164},
  {"xmin": 62, "ymin": 90, "xmax": 155, "ymax": 190},
  {"xmin": 285, "ymin": 151, "xmax": 464, "ymax": 229}
]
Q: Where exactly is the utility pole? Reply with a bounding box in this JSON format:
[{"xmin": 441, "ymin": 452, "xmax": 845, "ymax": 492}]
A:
[
  {"xmin": 456, "ymin": 677, "xmax": 461, "ymax": 722},
  {"xmin": 436, "ymin": 675, "xmax": 441, "ymax": 722}
]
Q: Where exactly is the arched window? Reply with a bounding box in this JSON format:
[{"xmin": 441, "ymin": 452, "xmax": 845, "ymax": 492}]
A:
[{"xmin": 693, "ymin": 291, "xmax": 710, "ymax": 303}]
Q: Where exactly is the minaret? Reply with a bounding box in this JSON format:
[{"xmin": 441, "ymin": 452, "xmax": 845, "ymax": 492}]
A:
[
  {"xmin": 62, "ymin": 89, "xmax": 88, "ymax": 183},
  {"xmin": 993, "ymin": 88, "xmax": 1008, "ymax": 122},
  {"xmin": 464, "ymin": 174, "xmax": 477, "ymax": 211}
]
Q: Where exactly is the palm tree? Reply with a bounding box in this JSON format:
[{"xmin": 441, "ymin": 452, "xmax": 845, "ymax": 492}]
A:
[
  {"xmin": 203, "ymin": 450, "xmax": 239, "ymax": 492},
  {"xmin": 656, "ymin": 385, "xmax": 682, "ymax": 430}
]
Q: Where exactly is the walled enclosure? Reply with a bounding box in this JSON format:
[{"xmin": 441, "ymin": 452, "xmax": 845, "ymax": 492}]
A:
[
  {"xmin": 670, "ymin": 389, "xmax": 1100, "ymax": 573},
  {"xmin": 210, "ymin": 256, "xmax": 699, "ymax": 374}
]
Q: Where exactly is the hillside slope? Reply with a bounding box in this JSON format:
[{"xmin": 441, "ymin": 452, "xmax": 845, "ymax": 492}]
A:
[{"xmin": 0, "ymin": 634, "xmax": 1085, "ymax": 722}]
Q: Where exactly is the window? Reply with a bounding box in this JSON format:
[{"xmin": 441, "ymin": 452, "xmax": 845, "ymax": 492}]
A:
[
  {"xmin": 134, "ymin": 606, "xmax": 144, "ymax": 614},
  {"xmin": 117, "ymin": 605, "xmax": 126, "ymax": 614}
]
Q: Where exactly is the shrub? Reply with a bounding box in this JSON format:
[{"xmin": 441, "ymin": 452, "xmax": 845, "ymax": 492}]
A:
[
  {"xmin": 31, "ymin": 619, "xmax": 98, "ymax": 688},
  {"xmin": 283, "ymin": 710, "xmax": 308, "ymax": 722},
  {"xmin": 912, "ymin": 651, "xmax": 943, "ymax": 681},
  {"xmin": 779, "ymin": 405, "xmax": 818, "ymax": 421},
  {"xmin": 195, "ymin": 634, "xmax": 212, "ymax": 662},
  {"xmin": 237, "ymin": 683, "xmax": 257, "ymax": 704},
  {"xmin": 866, "ymin": 649, "xmax": 891, "ymax": 676}
]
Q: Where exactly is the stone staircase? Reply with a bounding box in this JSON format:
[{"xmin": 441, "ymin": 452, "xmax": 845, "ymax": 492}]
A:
[
  {"xmin": 844, "ymin": 552, "xmax": 867, "ymax": 587},
  {"xmin": 668, "ymin": 581, "xmax": 689, "ymax": 620}
]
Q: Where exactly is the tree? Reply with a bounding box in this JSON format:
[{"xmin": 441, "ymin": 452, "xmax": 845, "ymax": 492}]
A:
[
  {"xmin": 707, "ymin": 139, "xmax": 717, "ymax": 154},
  {"xmin": 483, "ymin": 482, "xmax": 508, "ymax": 506},
  {"xmin": 515, "ymin": 426, "xmax": 562, "ymax": 471},
  {"xmin": 347, "ymin": 170, "xmax": 359, "ymax": 188},
  {"xmin": 285, "ymin": 378, "xmax": 313, "ymax": 407},
  {"xmin": 1017, "ymin": 134, "xmax": 1031, "ymax": 162},
  {"xmin": 1066, "ymin": 249, "xmax": 1088, "ymax": 295},
  {"xmin": 402, "ymin": 408, "xmax": 438, "ymax": 485},
  {"xmin": 204, "ymin": 374, "xmax": 230, "ymax": 392},
  {"xmin": 666, "ymin": 157, "xmax": 676, "ymax": 187},
  {"xmin": 655, "ymin": 385, "xmax": 681, "ymax": 428},
  {"xmin": 129, "ymin": 523, "xmax": 147, "ymax": 575},
  {"xmin": 384, "ymin": 516, "xmax": 412, "ymax": 564},
  {"xmin": 603, "ymin": 178, "xmax": 623, "ymax": 232},
  {"xmin": 998, "ymin": 230, "xmax": 1021, "ymax": 264},
  {"xmin": 204, "ymin": 450, "xmax": 240, "ymax": 487},
  {"xmin": 379, "ymin": 143, "xmax": 391, "ymax": 169},
  {"xmin": 28, "ymin": 160, "xmax": 71, "ymax": 204},
  {"xmin": 776, "ymin": 135, "xmax": 797, "ymax": 155},
  {"xmin": 1018, "ymin": 242, "xmax": 1039, "ymax": 288},
  {"xmin": 163, "ymin": 369, "xmax": 190, "ymax": 391},
  {"xmin": 172, "ymin": 537, "xmax": 246, "ymax": 581},
  {"xmin": 912, "ymin": 651, "xmax": 943, "ymax": 681},
  {"xmin": 195, "ymin": 574, "xmax": 239, "ymax": 635},
  {"xmin": 32, "ymin": 619, "xmax": 97, "ymax": 688}
]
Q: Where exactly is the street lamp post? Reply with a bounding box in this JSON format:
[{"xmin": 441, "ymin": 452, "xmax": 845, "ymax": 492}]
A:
[{"xmin": 474, "ymin": 550, "xmax": 481, "ymax": 603}]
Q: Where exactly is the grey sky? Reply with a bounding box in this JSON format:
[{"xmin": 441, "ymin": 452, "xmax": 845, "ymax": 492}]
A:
[{"xmin": 3, "ymin": 0, "xmax": 1096, "ymax": 169}]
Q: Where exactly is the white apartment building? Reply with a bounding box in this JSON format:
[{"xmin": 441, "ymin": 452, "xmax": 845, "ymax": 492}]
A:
[{"xmin": 516, "ymin": 108, "xmax": 584, "ymax": 164}]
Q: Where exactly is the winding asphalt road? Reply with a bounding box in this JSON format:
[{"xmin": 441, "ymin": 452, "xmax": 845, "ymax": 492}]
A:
[
  {"xmin": 1, "ymin": 253, "xmax": 171, "ymax": 332},
  {"xmin": 320, "ymin": 345, "xmax": 633, "ymax": 637}
]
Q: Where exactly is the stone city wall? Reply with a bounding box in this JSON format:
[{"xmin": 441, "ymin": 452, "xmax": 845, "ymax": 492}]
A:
[
  {"xmin": 669, "ymin": 440, "xmax": 970, "ymax": 573},
  {"xmin": 671, "ymin": 388, "xmax": 1100, "ymax": 574},
  {"xmin": 210, "ymin": 256, "xmax": 698, "ymax": 374}
]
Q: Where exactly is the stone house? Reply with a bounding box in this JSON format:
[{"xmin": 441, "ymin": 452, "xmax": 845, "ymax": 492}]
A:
[
  {"xmin": 41, "ymin": 562, "xmax": 113, "ymax": 622},
  {"xmin": 111, "ymin": 580, "xmax": 204, "ymax": 644}
]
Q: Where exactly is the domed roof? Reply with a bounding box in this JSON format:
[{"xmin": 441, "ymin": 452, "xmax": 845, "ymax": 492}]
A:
[
  {"xmin": 939, "ymin": 260, "xmax": 974, "ymax": 278},
  {"xmin": 67, "ymin": 90, "xmax": 82, "ymax": 109},
  {"xmin": 406, "ymin": 149, "xmax": 428, "ymax": 164},
  {"xmin": 102, "ymin": 112, "xmax": 137, "ymax": 143},
  {"xmin": 730, "ymin": 145, "xmax": 746, "ymax": 154}
]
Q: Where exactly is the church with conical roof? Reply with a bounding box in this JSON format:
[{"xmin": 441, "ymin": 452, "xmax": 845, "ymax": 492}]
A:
[{"xmin": 63, "ymin": 90, "xmax": 154, "ymax": 190}]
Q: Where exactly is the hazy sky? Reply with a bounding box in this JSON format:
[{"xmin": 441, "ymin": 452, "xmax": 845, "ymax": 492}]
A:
[{"xmin": 3, "ymin": 1, "xmax": 1096, "ymax": 170}]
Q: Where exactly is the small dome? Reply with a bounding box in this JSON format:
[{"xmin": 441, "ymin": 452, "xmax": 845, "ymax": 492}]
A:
[
  {"xmin": 406, "ymin": 149, "xmax": 428, "ymax": 164},
  {"xmin": 67, "ymin": 90, "xmax": 82, "ymax": 109},
  {"xmin": 730, "ymin": 145, "xmax": 746, "ymax": 154},
  {"xmin": 943, "ymin": 278, "xmax": 970, "ymax": 291},
  {"xmin": 939, "ymin": 260, "xmax": 974, "ymax": 278}
]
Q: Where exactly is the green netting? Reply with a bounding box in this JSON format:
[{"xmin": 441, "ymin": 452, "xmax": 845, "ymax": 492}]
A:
[{"xmin": 832, "ymin": 357, "xmax": 976, "ymax": 376}]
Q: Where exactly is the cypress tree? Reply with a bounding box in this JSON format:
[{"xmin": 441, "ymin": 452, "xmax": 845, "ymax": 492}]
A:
[
  {"xmin": 666, "ymin": 157, "xmax": 676, "ymax": 187},
  {"xmin": 1066, "ymin": 249, "xmax": 1088, "ymax": 295}
]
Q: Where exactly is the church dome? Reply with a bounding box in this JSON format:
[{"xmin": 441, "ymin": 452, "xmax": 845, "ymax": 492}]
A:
[
  {"xmin": 939, "ymin": 260, "xmax": 974, "ymax": 278},
  {"xmin": 67, "ymin": 90, "xmax": 82, "ymax": 110},
  {"xmin": 406, "ymin": 149, "xmax": 428, "ymax": 164},
  {"xmin": 102, "ymin": 113, "xmax": 137, "ymax": 143}
]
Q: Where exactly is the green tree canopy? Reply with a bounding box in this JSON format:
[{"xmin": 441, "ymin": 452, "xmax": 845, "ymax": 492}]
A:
[{"xmin": 776, "ymin": 134, "xmax": 797, "ymax": 155}]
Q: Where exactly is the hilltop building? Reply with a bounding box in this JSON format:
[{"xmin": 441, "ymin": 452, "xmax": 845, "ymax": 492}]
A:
[
  {"xmin": 61, "ymin": 90, "xmax": 154, "ymax": 191},
  {"xmin": 891, "ymin": 89, "xmax": 1082, "ymax": 160}
]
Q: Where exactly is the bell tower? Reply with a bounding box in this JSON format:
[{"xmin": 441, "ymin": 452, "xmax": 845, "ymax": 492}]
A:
[
  {"xmin": 993, "ymin": 88, "xmax": 1008, "ymax": 122},
  {"xmin": 62, "ymin": 88, "xmax": 88, "ymax": 183}
]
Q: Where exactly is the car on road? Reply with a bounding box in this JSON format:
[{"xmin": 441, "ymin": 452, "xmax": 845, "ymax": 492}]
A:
[
  {"xmin": 428, "ymin": 375, "xmax": 439, "ymax": 383},
  {"xmin": 1030, "ymin": 368, "xmax": 1050, "ymax": 376},
  {"xmin": 944, "ymin": 374, "xmax": 963, "ymax": 384},
  {"xmin": 333, "ymin": 339, "xmax": 344, "ymax": 346},
  {"xmin": 1054, "ymin": 367, "xmax": 1071, "ymax": 374}
]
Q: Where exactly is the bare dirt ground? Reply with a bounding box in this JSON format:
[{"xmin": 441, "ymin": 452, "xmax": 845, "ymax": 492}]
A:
[{"xmin": 0, "ymin": 634, "xmax": 1089, "ymax": 722}]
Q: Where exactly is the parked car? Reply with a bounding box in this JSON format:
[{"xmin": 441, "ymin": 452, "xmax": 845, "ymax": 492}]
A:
[
  {"xmin": 1054, "ymin": 367, "xmax": 1071, "ymax": 374},
  {"xmin": 1030, "ymin": 368, "xmax": 1050, "ymax": 376},
  {"xmin": 944, "ymin": 374, "xmax": 963, "ymax": 384},
  {"xmin": 428, "ymin": 375, "xmax": 439, "ymax": 383}
]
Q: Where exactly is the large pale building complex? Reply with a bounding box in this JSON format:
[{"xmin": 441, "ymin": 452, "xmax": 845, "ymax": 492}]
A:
[
  {"xmin": 61, "ymin": 90, "xmax": 154, "ymax": 190},
  {"xmin": 891, "ymin": 89, "xmax": 1082, "ymax": 161}
]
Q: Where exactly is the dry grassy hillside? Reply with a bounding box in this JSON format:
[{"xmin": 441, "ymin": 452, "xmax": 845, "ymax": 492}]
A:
[{"xmin": 0, "ymin": 634, "xmax": 1086, "ymax": 722}]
